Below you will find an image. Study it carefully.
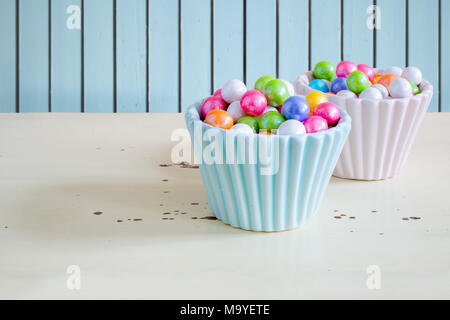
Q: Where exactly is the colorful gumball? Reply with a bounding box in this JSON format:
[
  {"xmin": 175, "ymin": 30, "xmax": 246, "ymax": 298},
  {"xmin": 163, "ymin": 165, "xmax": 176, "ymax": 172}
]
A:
[
  {"xmin": 222, "ymin": 79, "xmax": 247, "ymax": 103},
  {"xmin": 347, "ymin": 71, "xmax": 371, "ymax": 94},
  {"xmin": 303, "ymin": 116, "xmax": 328, "ymax": 133},
  {"xmin": 336, "ymin": 90, "xmax": 357, "ymax": 98},
  {"xmin": 401, "ymin": 66, "xmax": 422, "ymax": 85},
  {"xmin": 277, "ymin": 119, "xmax": 306, "ymax": 135},
  {"xmin": 389, "ymin": 78, "xmax": 412, "ymax": 98},
  {"xmin": 378, "ymin": 73, "xmax": 398, "ymax": 89},
  {"xmin": 372, "ymin": 73, "xmax": 382, "ymax": 84},
  {"xmin": 331, "ymin": 77, "xmax": 348, "ymax": 93},
  {"xmin": 263, "ymin": 79, "xmax": 289, "ymax": 107},
  {"xmin": 257, "ymin": 107, "xmax": 279, "ymax": 118},
  {"xmin": 230, "ymin": 123, "xmax": 254, "ymax": 135},
  {"xmin": 240, "ymin": 90, "xmax": 268, "ymax": 116},
  {"xmin": 336, "ymin": 61, "xmax": 357, "ymax": 78},
  {"xmin": 280, "ymin": 79, "xmax": 295, "ymax": 96},
  {"xmin": 305, "ymin": 91, "xmax": 328, "ymax": 115},
  {"xmin": 357, "ymin": 64, "xmax": 375, "ymax": 82},
  {"xmin": 359, "ymin": 87, "xmax": 383, "ymax": 100},
  {"xmin": 238, "ymin": 116, "xmax": 259, "ymax": 133},
  {"xmin": 204, "ymin": 109, "xmax": 234, "ymax": 129},
  {"xmin": 313, "ymin": 102, "xmax": 341, "ymax": 126},
  {"xmin": 258, "ymin": 111, "xmax": 286, "ymax": 131},
  {"xmin": 313, "ymin": 61, "xmax": 336, "ymax": 82},
  {"xmin": 309, "ymin": 79, "xmax": 329, "ymax": 93},
  {"xmin": 227, "ymin": 101, "xmax": 246, "ymax": 122},
  {"xmin": 254, "ymin": 75, "xmax": 275, "ymax": 91},
  {"xmin": 213, "ymin": 88, "xmax": 224, "ymax": 100},
  {"xmin": 281, "ymin": 96, "xmax": 310, "ymax": 122},
  {"xmin": 410, "ymin": 81, "xmax": 420, "ymax": 95},
  {"xmin": 384, "ymin": 66, "xmax": 403, "ymax": 77},
  {"xmin": 201, "ymin": 96, "xmax": 227, "ymax": 119},
  {"xmin": 371, "ymin": 84, "xmax": 389, "ymax": 99}
]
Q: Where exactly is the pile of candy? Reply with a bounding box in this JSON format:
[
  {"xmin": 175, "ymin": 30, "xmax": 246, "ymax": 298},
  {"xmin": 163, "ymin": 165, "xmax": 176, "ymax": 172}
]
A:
[
  {"xmin": 309, "ymin": 61, "xmax": 423, "ymax": 99},
  {"xmin": 200, "ymin": 76, "xmax": 341, "ymax": 135}
]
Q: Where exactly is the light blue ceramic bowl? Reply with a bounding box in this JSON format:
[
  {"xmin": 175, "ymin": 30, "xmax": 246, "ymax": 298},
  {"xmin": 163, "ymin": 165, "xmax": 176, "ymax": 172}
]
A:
[{"xmin": 185, "ymin": 100, "xmax": 351, "ymax": 232}]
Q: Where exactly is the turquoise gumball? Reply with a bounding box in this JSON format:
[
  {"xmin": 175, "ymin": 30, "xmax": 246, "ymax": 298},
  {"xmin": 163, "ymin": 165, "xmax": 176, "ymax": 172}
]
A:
[{"xmin": 309, "ymin": 79, "xmax": 329, "ymax": 93}]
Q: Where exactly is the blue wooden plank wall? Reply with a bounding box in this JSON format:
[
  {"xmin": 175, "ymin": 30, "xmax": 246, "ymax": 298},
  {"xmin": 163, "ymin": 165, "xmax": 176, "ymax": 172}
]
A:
[{"xmin": 0, "ymin": 0, "xmax": 448, "ymax": 113}]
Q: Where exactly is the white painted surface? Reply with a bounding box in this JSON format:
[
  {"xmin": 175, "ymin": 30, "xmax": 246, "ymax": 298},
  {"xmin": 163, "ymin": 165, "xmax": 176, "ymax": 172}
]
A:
[{"xmin": 0, "ymin": 113, "xmax": 449, "ymax": 299}]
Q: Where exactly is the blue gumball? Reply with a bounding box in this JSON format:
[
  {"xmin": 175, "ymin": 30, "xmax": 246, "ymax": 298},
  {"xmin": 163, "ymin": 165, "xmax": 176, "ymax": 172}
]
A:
[
  {"xmin": 281, "ymin": 96, "xmax": 310, "ymax": 122},
  {"xmin": 309, "ymin": 79, "xmax": 329, "ymax": 93},
  {"xmin": 331, "ymin": 77, "xmax": 348, "ymax": 94}
]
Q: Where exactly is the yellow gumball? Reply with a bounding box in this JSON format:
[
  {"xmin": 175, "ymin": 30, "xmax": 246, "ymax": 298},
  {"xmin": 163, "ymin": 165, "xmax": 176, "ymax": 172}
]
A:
[{"xmin": 305, "ymin": 91, "xmax": 328, "ymax": 115}]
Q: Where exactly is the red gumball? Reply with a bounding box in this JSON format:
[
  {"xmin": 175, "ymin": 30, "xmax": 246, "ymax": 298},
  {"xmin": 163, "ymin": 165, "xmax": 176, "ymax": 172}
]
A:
[
  {"xmin": 240, "ymin": 90, "xmax": 267, "ymax": 116},
  {"xmin": 313, "ymin": 102, "xmax": 341, "ymax": 126},
  {"xmin": 201, "ymin": 96, "xmax": 227, "ymax": 119}
]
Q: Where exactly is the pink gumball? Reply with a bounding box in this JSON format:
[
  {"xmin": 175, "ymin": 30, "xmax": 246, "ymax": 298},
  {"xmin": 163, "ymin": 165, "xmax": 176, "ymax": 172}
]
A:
[
  {"xmin": 213, "ymin": 89, "xmax": 223, "ymax": 99},
  {"xmin": 336, "ymin": 61, "xmax": 357, "ymax": 78},
  {"xmin": 357, "ymin": 64, "xmax": 375, "ymax": 82},
  {"xmin": 303, "ymin": 116, "xmax": 328, "ymax": 133},
  {"xmin": 240, "ymin": 90, "xmax": 267, "ymax": 116},
  {"xmin": 201, "ymin": 96, "xmax": 227, "ymax": 119},
  {"xmin": 313, "ymin": 102, "xmax": 341, "ymax": 126}
]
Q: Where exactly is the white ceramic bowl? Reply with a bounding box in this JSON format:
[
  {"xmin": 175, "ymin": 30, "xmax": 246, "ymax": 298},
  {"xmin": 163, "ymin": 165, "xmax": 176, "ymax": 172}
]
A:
[{"xmin": 295, "ymin": 70, "xmax": 433, "ymax": 180}]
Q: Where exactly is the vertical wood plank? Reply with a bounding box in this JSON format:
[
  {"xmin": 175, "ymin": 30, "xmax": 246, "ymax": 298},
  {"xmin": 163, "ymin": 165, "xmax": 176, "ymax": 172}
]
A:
[
  {"xmin": 51, "ymin": 0, "xmax": 82, "ymax": 112},
  {"xmin": 246, "ymin": 0, "xmax": 276, "ymax": 88},
  {"xmin": 84, "ymin": 0, "xmax": 114, "ymax": 113},
  {"xmin": 376, "ymin": 0, "xmax": 406, "ymax": 68},
  {"xmin": 0, "ymin": 0, "xmax": 16, "ymax": 113},
  {"xmin": 441, "ymin": 0, "xmax": 449, "ymax": 112},
  {"xmin": 343, "ymin": 0, "xmax": 373, "ymax": 65},
  {"xmin": 181, "ymin": 0, "xmax": 211, "ymax": 111},
  {"xmin": 278, "ymin": 0, "xmax": 309, "ymax": 83},
  {"xmin": 149, "ymin": 0, "xmax": 179, "ymax": 113},
  {"xmin": 213, "ymin": 0, "xmax": 244, "ymax": 90},
  {"xmin": 409, "ymin": 0, "xmax": 439, "ymax": 112},
  {"xmin": 116, "ymin": 0, "xmax": 147, "ymax": 113},
  {"xmin": 310, "ymin": 0, "xmax": 341, "ymax": 69}
]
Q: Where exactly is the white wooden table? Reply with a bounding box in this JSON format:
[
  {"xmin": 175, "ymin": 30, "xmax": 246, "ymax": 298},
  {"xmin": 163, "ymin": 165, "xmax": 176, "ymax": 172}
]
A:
[{"xmin": 0, "ymin": 113, "xmax": 449, "ymax": 300}]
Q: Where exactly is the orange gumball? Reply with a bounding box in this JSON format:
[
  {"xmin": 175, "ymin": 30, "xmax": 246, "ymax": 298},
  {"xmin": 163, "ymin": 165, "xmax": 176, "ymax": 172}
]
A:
[
  {"xmin": 204, "ymin": 109, "xmax": 234, "ymax": 129},
  {"xmin": 259, "ymin": 131, "xmax": 272, "ymax": 135},
  {"xmin": 372, "ymin": 73, "xmax": 382, "ymax": 84},
  {"xmin": 378, "ymin": 73, "xmax": 398, "ymax": 89},
  {"xmin": 327, "ymin": 92, "xmax": 336, "ymax": 95}
]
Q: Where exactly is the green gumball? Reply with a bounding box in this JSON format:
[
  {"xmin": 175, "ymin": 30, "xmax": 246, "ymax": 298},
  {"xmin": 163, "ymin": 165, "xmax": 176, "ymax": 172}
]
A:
[
  {"xmin": 410, "ymin": 81, "xmax": 420, "ymax": 95},
  {"xmin": 313, "ymin": 61, "xmax": 335, "ymax": 82},
  {"xmin": 258, "ymin": 111, "xmax": 285, "ymax": 132},
  {"xmin": 254, "ymin": 75, "xmax": 275, "ymax": 91},
  {"xmin": 347, "ymin": 71, "xmax": 370, "ymax": 94},
  {"xmin": 262, "ymin": 79, "xmax": 289, "ymax": 107},
  {"xmin": 238, "ymin": 116, "xmax": 259, "ymax": 133}
]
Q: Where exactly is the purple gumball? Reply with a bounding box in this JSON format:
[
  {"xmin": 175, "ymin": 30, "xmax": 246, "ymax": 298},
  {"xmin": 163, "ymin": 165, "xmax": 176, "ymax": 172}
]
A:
[
  {"xmin": 281, "ymin": 96, "xmax": 310, "ymax": 122},
  {"xmin": 331, "ymin": 77, "xmax": 348, "ymax": 94}
]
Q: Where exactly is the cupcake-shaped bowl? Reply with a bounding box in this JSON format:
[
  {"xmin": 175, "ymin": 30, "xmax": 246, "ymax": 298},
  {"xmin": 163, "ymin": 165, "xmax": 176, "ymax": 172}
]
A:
[
  {"xmin": 295, "ymin": 70, "xmax": 433, "ymax": 181},
  {"xmin": 185, "ymin": 100, "xmax": 351, "ymax": 232}
]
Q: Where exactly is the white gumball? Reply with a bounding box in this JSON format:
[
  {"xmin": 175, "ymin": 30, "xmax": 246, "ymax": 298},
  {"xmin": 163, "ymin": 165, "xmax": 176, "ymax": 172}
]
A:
[
  {"xmin": 222, "ymin": 79, "xmax": 247, "ymax": 103},
  {"xmin": 280, "ymin": 79, "xmax": 295, "ymax": 96},
  {"xmin": 359, "ymin": 87, "xmax": 383, "ymax": 100},
  {"xmin": 227, "ymin": 101, "xmax": 246, "ymax": 122},
  {"xmin": 336, "ymin": 90, "xmax": 357, "ymax": 98},
  {"xmin": 230, "ymin": 123, "xmax": 254, "ymax": 135},
  {"xmin": 389, "ymin": 78, "xmax": 412, "ymax": 98},
  {"xmin": 384, "ymin": 66, "xmax": 403, "ymax": 77},
  {"xmin": 277, "ymin": 119, "xmax": 306, "ymax": 135},
  {"xmin": 401, "ymin": 66, "xmax": 422, "ymax": 85},
  {"xmin": 370, "ymin": 84, "xmax": 389, "ymax": 99}
]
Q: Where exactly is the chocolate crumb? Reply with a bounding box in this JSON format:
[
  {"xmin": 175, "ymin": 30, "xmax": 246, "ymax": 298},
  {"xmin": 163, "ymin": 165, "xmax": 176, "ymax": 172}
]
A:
[
  {"xmin": 128, "ymin": 219, "xmax": 132, "ymax": 221},
  {"xmin": 163, "ymin": 191, "xmax": 170, "ymax": 194},
  {"xmin": 159, "ymin": 164, "xmax": 172, "ymax": 167},
  {"xmin": 349, "ymin": 216, "xmax": 356, "ymax": 219},
  {"xmin": 176, "ymin": 162, "xmax": 199, "ymax": 169},
  {"xmin": 340, "ymin": 214, "xmax": 346, "ymax": 217},
  {"xmin": 379, "ymin": 233, "xmax": 384, "ymax": 235},
  {"xmin": 162, "ymin": 218, "xmax": 169, "ymax": 220},
  {"xmin": 334, "ymin": 210, "xmax": 339, "ymax": 212},
  {"xmin": 350, "ymin": 230, "xmax": 354, "ymax": 233},
  {"xmin": 402, "ymin": 218, "xmax": 409, "ymax": 221},
  {"xmin": 190, "ymin": 202, "xmax": 199, "ymax": 205},
  {"xmin": 159, "ymin": 204, "xmax": 164, "ymax": 206},
  {"xmin": 200, "ymin": 216, "xmax": 217, "ymax": 220},
  {"xmin": 133, "ymin": 219, "xmax": 143, "ymax": 222},
  {"xmin": 181, "ymin": 212, "xmax": 187, "ymax": 215},
  {"xmin": 371, "ymin": 210, "xmax": 378, "ymax": 213},
  {"xmin": 192, "ymin": 217, "xmax": 198, "ymax": 220},
  {"xmin": 162, "ymin": 179, "xmax": 168, "ymax": 182},
  {"xmin": 163, "ymin": 212, "xmax": 171, "ymax": 215},
  {"xmin": 334, "ymin": 216, "xmax": 342, "ymax": 219},
  {"xmin": 174, "ymin": 210, "xmax": 180, "ymax": 212},
  {"xmin": 169, "ymin": 218, "xmax": 175, "ymax": 220},
  {"xmin": 93, "ymin": 211, "xmax": 103, "ymax": 215},
  {"xmin": 117, "ymin": 220, "xmax": 123, "ymax": 223},
  {"xmin": 120, "ymin": 149, "xmax": 125, "ymax": 152},
  {"xmin": 410, "ymin": 217, "xmax": 421, "ymax": 220}
]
